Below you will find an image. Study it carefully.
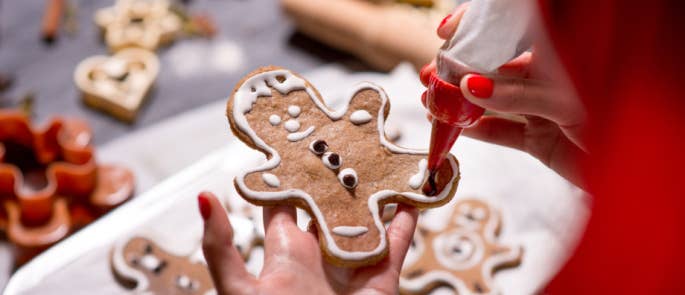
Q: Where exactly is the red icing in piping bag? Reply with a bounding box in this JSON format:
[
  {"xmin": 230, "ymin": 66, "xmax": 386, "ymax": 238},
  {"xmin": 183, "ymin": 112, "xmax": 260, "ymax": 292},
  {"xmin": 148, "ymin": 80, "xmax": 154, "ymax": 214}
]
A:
[{"xmin": 423, "ymin": 71, "xmax": 484, "ymax": 195}]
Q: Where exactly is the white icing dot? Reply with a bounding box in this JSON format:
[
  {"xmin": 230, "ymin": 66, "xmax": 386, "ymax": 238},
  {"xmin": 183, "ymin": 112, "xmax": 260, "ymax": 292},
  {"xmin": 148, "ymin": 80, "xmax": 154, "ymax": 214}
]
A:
[
  {"xmin": 408, "ymin": 159, "xmax": 428, "ymax": 189},
  {"xmin": 287, "ymin": 126, "xmax": 315, "ymax": 142},
  {"xmin": 288, "ymin": 105, "xmax": 301, "ymax": 117},
  {"xmin": 332, "ymin": 226, "xmax": 368, "ymax": 237},
  {"xmin": 338, "ymin": 168, "xmax": 358, "ymax": 189},
  {"xmin": 384, "ymin": 124, "xmax": 402, "ymax": 142},
  {"xmin": 350, "ymin": 110, "xmax": 372, "ymax": 125},
  {"xmin": 322, "ymin": 152, "xmax": 342, "ymax": 169},
  {"xmin": 176, "ymin": 275, "xmax": 195, "ymax": 289},
  {"xmin": 262, "ymin": 173, "xmax": 280, "ymax": 188},
  {"xmin": 269, "ymin": 114, "xmax": 281, "ymax": 126},
  {"xmin": 140, "ymin": 254, "xmax": 160, "ymax": 271},
  {"xmin": 284, "ymin": 119, "xmax": 300, "ymax": 132}
]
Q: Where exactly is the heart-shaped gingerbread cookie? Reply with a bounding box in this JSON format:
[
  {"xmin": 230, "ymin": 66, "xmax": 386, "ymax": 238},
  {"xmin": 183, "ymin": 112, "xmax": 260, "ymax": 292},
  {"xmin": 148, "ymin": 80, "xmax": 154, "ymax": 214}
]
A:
[
  {"xmin": 227, "ymin": 66, "xmax": 461, "ymax": 267},
  {"xmin": 95, "ymin": 0, "xmax": 183, "ymax": 52},
  {"xmin": 74, "ymin": 48, "xmax": 159, "ymax": 122}
]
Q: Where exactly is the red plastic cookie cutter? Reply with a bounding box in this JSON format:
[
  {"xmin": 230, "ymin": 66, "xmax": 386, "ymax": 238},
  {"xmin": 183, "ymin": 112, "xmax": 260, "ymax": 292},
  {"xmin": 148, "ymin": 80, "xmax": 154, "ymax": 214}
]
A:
[{"xmin": 0, "ymin": 110, "xmax": 134, "ymax": 265}]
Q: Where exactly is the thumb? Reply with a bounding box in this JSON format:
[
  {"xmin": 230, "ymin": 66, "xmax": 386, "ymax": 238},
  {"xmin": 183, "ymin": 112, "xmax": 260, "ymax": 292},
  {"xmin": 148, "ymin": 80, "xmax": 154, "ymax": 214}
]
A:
[
  {"xmin": 459, "ymin": 73, "xmax": 583, "ymax": 127},
  {"xmin": 198, "ymin": 192, "xmax": 256, "ymax": 294}
]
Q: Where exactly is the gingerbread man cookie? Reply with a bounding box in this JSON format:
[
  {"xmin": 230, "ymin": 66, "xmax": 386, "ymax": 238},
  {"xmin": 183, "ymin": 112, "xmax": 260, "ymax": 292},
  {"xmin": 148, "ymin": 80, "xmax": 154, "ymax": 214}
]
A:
[
  {"xmin": 226, "ymin": 66, "xmax": 460, "ymax": 267},
  {"xmin": 400, "ymin": 199, "xmax": 523, "ymax": 295},
  {"xmin": 111, "ymin": 237, "xmax": 214, "ymax": 295}
]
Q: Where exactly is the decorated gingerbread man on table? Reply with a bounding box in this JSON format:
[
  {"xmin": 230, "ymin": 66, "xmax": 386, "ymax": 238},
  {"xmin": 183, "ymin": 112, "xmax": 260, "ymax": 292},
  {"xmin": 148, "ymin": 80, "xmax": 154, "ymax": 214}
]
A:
[
  {"xmin": 400, "ymin": 199, "xmax": 523, "ymax": 295},
  {"xmin": 227, "ymin": 66, "xmax": 461, "ymax": 267}
]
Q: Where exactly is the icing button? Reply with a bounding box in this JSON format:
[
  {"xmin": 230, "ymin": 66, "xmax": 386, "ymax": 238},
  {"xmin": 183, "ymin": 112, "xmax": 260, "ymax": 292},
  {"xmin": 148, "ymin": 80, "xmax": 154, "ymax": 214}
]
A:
[
  {"xmin": 309, "ymin": 139, "xmax": 328, "ymax": 155},
  {"xmin": 338, "ymin": 168, "xmax": 358, "ymax": 189},
  {"xmin": 322, "ymin": 152, "xmax": 341, "ymax": 169}
]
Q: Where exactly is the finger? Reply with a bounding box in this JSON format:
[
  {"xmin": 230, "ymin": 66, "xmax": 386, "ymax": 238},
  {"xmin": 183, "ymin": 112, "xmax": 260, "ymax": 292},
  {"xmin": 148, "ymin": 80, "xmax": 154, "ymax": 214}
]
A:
[
  {"xmin": 461, "ymin": 116, "xmax": 526, "ymax": 151},
  {"xmin": 497, "ymin": 51, "xmax": 533, "ymax": 78},
  {"xmin": 385, "ymin": 204, "xmax": 419, "ymax": 273},
  {"xmin": 463, "ymin": 117, "xmax": 587, "ymax": 188},
  {"xmin": 437, "ymin": 2, "xmax": 469, "ymax": 39},
  {"xmin": 306, "ymin": 219, "xmax": 319, "ymax": 239},
  {"xmin": 419, "ymin": 60, "xmax": 436, "ymax": 87},
  {"xmin": 460, "ymin": 73, "xmax": 581, "ymax": 125},
  {"xmin": 262, "ymin": 205, "xmax": 300, "ymax": 257},
  {"xmin": 198, "ymin": 192, "xmax": 256, "ymax": 294}
]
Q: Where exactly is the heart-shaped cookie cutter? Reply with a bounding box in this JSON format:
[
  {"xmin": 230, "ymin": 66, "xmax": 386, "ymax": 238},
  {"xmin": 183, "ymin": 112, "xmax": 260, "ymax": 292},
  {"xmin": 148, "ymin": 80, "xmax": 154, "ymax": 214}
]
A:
[
  {"xmin": 74, "ymin": 48, "xmax": 159, "ymax": 122},
  {"xmin": 0, "ymin": 110, "xmax": 135, "ymax": 265}
]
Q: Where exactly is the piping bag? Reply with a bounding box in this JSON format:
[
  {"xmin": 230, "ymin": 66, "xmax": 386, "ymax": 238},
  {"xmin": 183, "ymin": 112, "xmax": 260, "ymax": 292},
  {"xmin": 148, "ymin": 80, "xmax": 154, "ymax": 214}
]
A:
[{"xmin": 424, "ymin": 0, "xmax": 532, "ymax": 195}]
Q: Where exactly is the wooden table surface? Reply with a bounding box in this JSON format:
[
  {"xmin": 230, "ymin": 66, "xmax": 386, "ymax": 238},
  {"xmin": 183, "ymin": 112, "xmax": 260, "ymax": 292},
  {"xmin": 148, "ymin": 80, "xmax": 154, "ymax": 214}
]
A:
[{"xmin": 0, "ymin": 0, "xmax": 369, "ymax": 145}]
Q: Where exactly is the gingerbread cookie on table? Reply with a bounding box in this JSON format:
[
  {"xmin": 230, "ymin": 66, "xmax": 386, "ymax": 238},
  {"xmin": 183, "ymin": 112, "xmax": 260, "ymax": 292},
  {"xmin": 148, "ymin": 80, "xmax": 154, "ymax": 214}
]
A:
[
  {"xmin": 111, "ymin": 237, "xmax": 214, "ymax": 295},
  {"xmin": 400, "ymin": 199, "xmax": 523, "ymax": 295},
  {"xmin": 226, "ymin": 66, "xmax": 460, "ymax": 267}
]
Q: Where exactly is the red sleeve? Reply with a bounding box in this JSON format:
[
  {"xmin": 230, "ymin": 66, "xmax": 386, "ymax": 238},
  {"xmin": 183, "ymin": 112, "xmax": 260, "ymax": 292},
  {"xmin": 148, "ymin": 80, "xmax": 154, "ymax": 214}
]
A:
[{"xmin": 538, "ymin": 0, "xmax": 685, "ymax": 293}]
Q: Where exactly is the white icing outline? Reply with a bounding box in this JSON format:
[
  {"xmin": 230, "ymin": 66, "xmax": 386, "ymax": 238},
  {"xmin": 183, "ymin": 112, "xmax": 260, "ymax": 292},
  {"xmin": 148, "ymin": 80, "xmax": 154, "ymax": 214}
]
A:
[
  {"xmin": 332, "ymin": 226, "xmax": 368, "ymax": 237},
  {"xmin": 230, "ymin": 69, "xmax": 459, "ymax": 262},
  {"xmin": 287, "ymin": 126, "xmax": 315, "ymax": 142},
  {"xmin": 349, "ymin": 109, "xmax": 372, "ymax": 125},
  {"xmin": 400, "ymin": 202, "xmax": 521, "ymax": 295},
  {"xmin": 408, "ymin": 159, "xmax": 428, "ymax": 189},
  {"xmin": 111, "ymin": 239, "xmax": 151, "ymax": 293}
]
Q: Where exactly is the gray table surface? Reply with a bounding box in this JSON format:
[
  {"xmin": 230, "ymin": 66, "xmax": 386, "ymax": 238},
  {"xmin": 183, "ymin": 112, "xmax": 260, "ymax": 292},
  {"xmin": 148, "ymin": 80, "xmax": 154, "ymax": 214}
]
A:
[{"xmin": 0, "ymin": 0, "xmax": 370, "ymax": 146}]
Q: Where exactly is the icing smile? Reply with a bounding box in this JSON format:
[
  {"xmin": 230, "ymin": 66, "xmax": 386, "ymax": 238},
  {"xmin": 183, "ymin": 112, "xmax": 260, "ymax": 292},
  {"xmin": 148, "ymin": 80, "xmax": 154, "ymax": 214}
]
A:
[{"xmin": 332, "ymin": 226, "xmax": 369, "ymax": 237}]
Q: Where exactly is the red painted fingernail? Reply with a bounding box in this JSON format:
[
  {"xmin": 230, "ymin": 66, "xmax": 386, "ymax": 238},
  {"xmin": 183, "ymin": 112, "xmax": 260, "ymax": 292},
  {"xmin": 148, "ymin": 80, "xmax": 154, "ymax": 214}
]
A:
[
  {"xmin": 466, "ymin": 74, "xmax": 494, "ymax": 99},
  {"xmin": 419, "ymin": 64, "xmax": 432, "ymax": 86},
  {"xmin": 437, "ymin": 14, "xmax": 452, "ymax": 34},
  {"xmin": 421, "ymin": 91, "xmax": 427, "ymax": 107},
  {"xmin": 198, "ymin": 193, "xmax": 211, "ymax": 220}
]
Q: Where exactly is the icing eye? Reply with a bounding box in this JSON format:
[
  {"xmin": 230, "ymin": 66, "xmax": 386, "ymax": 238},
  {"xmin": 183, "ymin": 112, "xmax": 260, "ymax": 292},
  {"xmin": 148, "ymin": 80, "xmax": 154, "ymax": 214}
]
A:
[
  {"xmin": 322, "ymin": 152, "xmax": 341, "ymax": 169},
  {"xmin": 269, "ymin": 114, "xmax": 281, "ymax": 126},
  {"xmin": 309, "ymin": 140, "xmax": 328, "ymax": 155},
  {"xmin": 472, "ymin": 207, "xmax": 486, "ymax": 220},
  {"xmin": 338, "ymin": 168, "xmax": 358, "ymax": 189},
  {"xmin": 144, "ymin": 244, "xmax": 153, "ymax": 254},
  {"xmin": 288, "ymin": 105, "xmax": 301, "ymax": 117},
  {"xmin": 445, "ymin": 236, "xmax": 475, "ymax": 262}
]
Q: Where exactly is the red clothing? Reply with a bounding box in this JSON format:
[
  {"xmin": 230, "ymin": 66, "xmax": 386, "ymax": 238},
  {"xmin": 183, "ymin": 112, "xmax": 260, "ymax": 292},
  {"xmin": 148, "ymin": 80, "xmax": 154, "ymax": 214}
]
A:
[{"xmin": 540, "ymin": 0, "xmax": 685, "ymax": 293}]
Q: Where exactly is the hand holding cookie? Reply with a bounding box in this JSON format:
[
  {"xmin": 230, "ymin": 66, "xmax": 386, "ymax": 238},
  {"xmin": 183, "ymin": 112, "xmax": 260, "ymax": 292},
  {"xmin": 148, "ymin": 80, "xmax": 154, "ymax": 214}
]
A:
[
  {"xmin": 226, "ymin": 66, "xmax": 460, "ymax": 267},
  {"xmin": 198, "ymin": 191, "xmax": 419, "ymax": 295}
]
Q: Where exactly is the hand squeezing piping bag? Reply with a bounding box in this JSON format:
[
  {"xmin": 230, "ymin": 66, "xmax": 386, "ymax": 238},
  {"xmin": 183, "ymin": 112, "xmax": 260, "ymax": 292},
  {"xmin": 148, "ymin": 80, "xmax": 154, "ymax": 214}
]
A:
[{"xmin": 424, "ymin": 0, "xmax": 532, "ymax": 194}]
